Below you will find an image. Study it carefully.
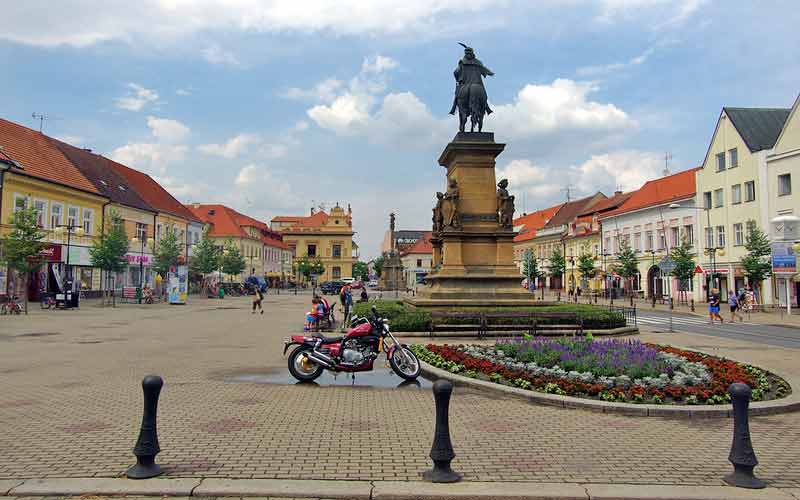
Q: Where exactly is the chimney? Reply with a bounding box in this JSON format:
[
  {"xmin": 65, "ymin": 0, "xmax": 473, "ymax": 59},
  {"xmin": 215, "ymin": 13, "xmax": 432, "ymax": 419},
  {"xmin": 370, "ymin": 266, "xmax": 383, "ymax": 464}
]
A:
[
  {"xmin": 310, "ymin": 207, "xmax": 315, "ymax": 215},
  {"xmin": 614, "ymin": 190, "xmax": 623, "ymax": 196}
]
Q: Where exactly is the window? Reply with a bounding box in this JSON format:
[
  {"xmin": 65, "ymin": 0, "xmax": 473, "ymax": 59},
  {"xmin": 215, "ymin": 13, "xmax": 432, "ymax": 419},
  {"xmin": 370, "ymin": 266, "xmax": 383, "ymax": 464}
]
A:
[
  {"xmin": 716, "ymin": 152, "xmax": 726, "ymax": 171},
  {"xmin": 729, "ymin": 148, "xmax": 738, "ymax": 168},
  {"xmin": 716, "ymin": 225, "xmax": 726, "ymax": 248},
  {"xmin": 82, "ymin": 208, "xmax": 93, "ymax": 235},
  {"xmin": 733, "ymin": 223, "xmax": 744, "ymax": 246},
  {"xmin": 13, "ymin": 194, "xmax": 28, "ymax": 213},
  {"xmin": 669, "ymin": 227, "xmax": 679, "ymax": 248},
  {"xmin": 332, "ymin": 244, "xmax": 342, "ymax": 258},
  {"xmin": 135, "ymin": 223, "xmax": 146, "ymax": 241},
  {"xmin": 683, "ymin": 224, "xmax": 694, "ymax": 246},
  {"xmin": 744, "ymin": 181, "xmax": 756, "ymax": 202},
  {"xmin": 33, "ymin": 199, "xmax": 47, "ymax": 228},
  {"xmin": 156, "ymin": 223, "xmax": 163, "ymax": 241},
  {"xmin": 778, "ymin": 174, "xmax": 792, "ymax": 196},
  {"xmin": 713, "ymin": 188, "xmax": 724, "ymax": 207},
  {"xmin": 645, "ymin": 231, "xmax": 653, "ymax": 251},
  {"xmin": 658, "ymin": 230, "xmax": 666, "ymax": 250},
  {"xmin": 705, "ymin": 227, "xmax": 714, "ymax": 249},
  {"xmin": 68, "ymin": 206, "xmax": 79, "ymax": 228},
  {"xmin": 594, "ymin": 244, "xmax": 599, "ymax": 256},
  {"xmin": 604, "ymin": 237, "xmax": 611, "ymax": 253},
  {"xmin": 731, "ymin": 184, "xmax": 742, "ymax": 204},
  {"xmin": 331, "ymin": 266, "xmax": 341, "ymax": 279},
  {"xmin": 613, "ymin": 236, "xmax": 619, "ymax": 254},
  {"xmin": 416, "ymin": 259, "xmax": 422, "ymax": 267},
  {"xmin": 633, "ymin": 232, "xmax": 641, "ymax": 252},
  {"xmin": 307, "ymin": 244, "xmax": 317, "ymax": 257},
  {"xmin": 703, "ymin": 191, "xmax": 712, "ymax": 209},
  {"xmin": 51, "ymin": 203, "xmax": 63, "ymax": 228}
]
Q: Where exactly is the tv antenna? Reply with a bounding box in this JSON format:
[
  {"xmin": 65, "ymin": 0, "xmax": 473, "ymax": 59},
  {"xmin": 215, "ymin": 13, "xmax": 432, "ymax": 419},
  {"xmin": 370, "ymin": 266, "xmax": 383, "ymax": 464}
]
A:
[
  {"xmin": 663, "ymin": 152, "xmax": 672, "ymax": 176},
  {"xmin": 561, "ymin": 184, "xmax": 573, "ymax": 202},
  {"xmin": 31, "ymin": 113, "xmax": 61, "ymax": 133}
]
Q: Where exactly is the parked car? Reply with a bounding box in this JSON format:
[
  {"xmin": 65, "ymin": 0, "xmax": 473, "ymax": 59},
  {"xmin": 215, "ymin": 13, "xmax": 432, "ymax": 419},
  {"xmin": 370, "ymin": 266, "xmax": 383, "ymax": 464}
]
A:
[
  {"xmin": 340, "ymin": 277, "xmax": 356, "ymax": 284},
  {"xmin": 320, "ymin": 280, "xmax": 346, "ymax": 295}
]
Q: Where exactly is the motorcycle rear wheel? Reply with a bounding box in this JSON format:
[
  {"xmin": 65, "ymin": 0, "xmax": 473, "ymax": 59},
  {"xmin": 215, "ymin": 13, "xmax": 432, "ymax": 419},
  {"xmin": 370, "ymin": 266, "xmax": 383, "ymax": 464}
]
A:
[
  {"xmin": 389, "ymin": 346, "xmax": 420, "ymax": 380},
  {"xmin": 288, "ymin": 346, "xmax": 324, "ymax": 382}
]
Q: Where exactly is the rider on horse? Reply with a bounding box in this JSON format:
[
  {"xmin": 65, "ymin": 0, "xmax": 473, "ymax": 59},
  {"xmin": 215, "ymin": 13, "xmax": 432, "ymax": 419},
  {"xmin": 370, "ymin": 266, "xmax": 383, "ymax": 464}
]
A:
[{"xmin": 449, "ymin": 43, "xmax": 494, "ymax": 132}]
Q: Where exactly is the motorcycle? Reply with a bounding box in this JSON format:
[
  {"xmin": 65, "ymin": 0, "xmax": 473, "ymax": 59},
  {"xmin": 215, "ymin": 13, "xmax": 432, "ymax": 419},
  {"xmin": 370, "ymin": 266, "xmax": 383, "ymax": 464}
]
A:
[{"xmin": 283, "ymin": 305, "xmax": 421, "ymax": 382}]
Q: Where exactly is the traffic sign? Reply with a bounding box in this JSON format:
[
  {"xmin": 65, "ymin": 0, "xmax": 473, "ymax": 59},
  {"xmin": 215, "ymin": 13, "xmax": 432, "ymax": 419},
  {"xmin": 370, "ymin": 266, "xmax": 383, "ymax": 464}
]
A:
[
  {"xmin": 694, "ymin": 265, "xmax": 703, "ymax": 274},
  {"xmin": 658, "ymin": 256, "xmax": 676, "ymax": 274}
]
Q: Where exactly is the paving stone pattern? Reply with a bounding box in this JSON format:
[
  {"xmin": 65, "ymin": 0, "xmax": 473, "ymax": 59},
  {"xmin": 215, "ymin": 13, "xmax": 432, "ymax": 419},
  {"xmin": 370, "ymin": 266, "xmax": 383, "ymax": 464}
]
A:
[{"xmin": 1, "ymin": 296, "xmax": 799, "ymax": 486}]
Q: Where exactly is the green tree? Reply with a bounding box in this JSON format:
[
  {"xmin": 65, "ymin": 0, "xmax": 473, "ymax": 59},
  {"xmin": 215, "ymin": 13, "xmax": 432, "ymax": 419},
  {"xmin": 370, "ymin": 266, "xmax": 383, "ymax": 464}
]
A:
[
  {"xmin": 152, "ymin": 225, "xmax": 182, "ymax": 280},
  {"xmin": 295, "ymin": 253, "xmax": 325, "ymax": 280},
  {"xmin": 189, "ymin": 227, "xmax": 221, "ymax": 294},
  {"xmin": 549, "ymin": 246, "xmax": 566, "ymax": 291},
  {"xmin": 220, "ymin": 239, "xmax": 247, "ymax": 280},
  {"xmin": 577, "ymin": 253, "xmax": 597, "ymax": 281},
  {"xmin": 741, "ymin": 220, "xmax": 772, "ymax": 301},
  {"xmin": 2, "ymin": 207, "xmax": 46, "ymax": 314},
  {"xmin": 613, "ymin": 240, "xmax": 639, "ymax": 302},
  {"xmin": 669, "ymin": 237, "xmax": 695, "ymax": 303},
  {"xmin": 89, "ymin": 210, "xmax": 129, "ymax": 306},
  {"xmin": 352, "ymin": 261, "xmax": 369, "ymax": 281},
  {"xmin": 522, "ymin": 249, "xmax": 541, "ymax": 288},
  {"xmin": 372, "ymin": 255, "xmax": 385, "ymax": 277}
]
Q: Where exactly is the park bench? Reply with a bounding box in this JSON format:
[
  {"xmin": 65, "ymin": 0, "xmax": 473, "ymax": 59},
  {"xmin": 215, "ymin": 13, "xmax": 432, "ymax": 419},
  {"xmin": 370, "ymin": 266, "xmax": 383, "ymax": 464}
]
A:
[
  {"xmin": 532, "ymin": 312, "xmax": 583, "ymax": 337},
  {"xmin": 121, "ymin": 286, "xmax": 138, "ymax": 303},
  {"xmin": 482, "ymin": 312, "xmax": 537, "ymax": 336},
  {"xmin": 314, "ymin": 302, "xmax": 337, "ymax": 331},
  {"xmin": 427, "ymin": 311, "xmax": 485, "ymax": 338}
]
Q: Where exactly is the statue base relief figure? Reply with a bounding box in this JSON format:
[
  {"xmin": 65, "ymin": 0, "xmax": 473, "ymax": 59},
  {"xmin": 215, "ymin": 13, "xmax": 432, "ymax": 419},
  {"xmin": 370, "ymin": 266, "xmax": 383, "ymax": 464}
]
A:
[{"xmin": 407, "ymin": 132, "xmax": 535, "ymax": 308}]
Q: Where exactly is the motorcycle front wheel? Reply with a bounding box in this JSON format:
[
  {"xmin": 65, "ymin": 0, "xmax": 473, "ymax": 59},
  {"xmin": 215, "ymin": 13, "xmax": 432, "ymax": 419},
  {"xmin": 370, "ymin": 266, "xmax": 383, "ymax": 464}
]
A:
[
  {"xmin": 288, "ymin": 346, "xmax": 324, "ymax": 382},
  {"xmin": 389, "ymin": 346, "xmax": 421, "ymax": 380}
]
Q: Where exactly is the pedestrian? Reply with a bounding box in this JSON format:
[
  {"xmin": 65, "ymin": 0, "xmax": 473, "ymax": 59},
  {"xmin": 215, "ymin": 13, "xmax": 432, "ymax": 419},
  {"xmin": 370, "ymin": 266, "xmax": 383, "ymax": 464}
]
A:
[
  {"xmin": 708, "ymin": 287, "xmax": 723, "ymax": 324},
  {"xmin": 340, "ymin": 285, "xmax": 353, "ymax": 330},
  {"xmin": 252, "ymin": 286, "xmax": 264, "ymax": 314},
  {"xmin": 744, "ymin": 285, "xmax": 755, "ymax": 313},
  {"xmin": 728, "ymin": 290, "xmax": 739, "ymax": 322}
]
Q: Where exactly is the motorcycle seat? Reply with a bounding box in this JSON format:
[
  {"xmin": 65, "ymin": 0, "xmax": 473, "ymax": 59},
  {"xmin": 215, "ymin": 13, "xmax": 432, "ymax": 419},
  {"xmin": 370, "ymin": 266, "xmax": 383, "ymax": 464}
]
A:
[{"xmin": 313, "ymin": 334, "xmax": 342, "ymax": 344}]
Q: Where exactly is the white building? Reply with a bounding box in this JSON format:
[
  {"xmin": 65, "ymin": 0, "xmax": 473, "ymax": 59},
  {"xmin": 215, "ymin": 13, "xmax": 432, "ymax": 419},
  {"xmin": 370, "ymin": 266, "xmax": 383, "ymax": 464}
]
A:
[{"xmin": 400, "ymin": 232, "xmax": 433, "ymax": 292}]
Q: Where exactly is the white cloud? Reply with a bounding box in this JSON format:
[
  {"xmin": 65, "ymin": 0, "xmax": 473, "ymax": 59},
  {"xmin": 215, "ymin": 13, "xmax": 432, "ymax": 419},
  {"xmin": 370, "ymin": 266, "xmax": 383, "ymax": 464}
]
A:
[
  {"xmin": 231, "ymin": 164, "xmax": 299, "ymax": 212},
  {"xmin": 110, "ymin": 143, "xmax": 188, "ymax": 176},
  {"xmin": 491, "ymin": 79, "xmax": 635, "ymax": 140},
  {"xmin": 496, "ymin": 159, "xmax": 563, "ymax": 199},
  {"xmin": 576, "ymin": 46, "xmax": 656, "ymax": 77},
  {"xmin": 115, "ymin": 83, "xmax": 159, "ymax": 111},
  {"xmin": 201, "ymin": 44, "xmax": 241, "ymax": 66},
  {"xmin": 282, "ymin": 78, "xmax": 344, "ymax": 103},
  {"xmin": 596, "ymin": 0, "xmax": 706, "ymax": 26},
  {"xmin": 146, "ymin": 116, "xmax": 190, "ymax": 143},
  {"xmin": 198, "ymin": 133, "xmax": 261, "ymax": 159},
  {"xmin": 176, "ymin": 88, "xmax": 192, "ymax": 96},
  {"xmin": 361, "ymin": 54, "xmax": 398, "ymax": 74},
  {"xmin": 308, "ymin": 93, "xmax": 374, "ymax": 135}
]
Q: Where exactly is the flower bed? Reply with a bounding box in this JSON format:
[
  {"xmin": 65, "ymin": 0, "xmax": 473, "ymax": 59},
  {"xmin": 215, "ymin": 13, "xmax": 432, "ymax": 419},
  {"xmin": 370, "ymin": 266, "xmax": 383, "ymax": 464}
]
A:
[{"xmin": 411, "ymin": 339, "xmax": 791, "ymax": 405}]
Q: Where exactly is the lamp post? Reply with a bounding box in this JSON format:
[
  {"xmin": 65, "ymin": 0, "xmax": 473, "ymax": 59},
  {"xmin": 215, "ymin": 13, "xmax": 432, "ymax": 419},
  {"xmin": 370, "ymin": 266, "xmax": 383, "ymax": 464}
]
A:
[
  {"xmin": 131, "ymin": 235, "xmax": 155, "ymax": 304},
  {"xmin": 54, "ymin": 223, "xmax": 85, "ymax": 291},
  {"xmin": 670, "ymin": 203, "xmax": 718, "ymax": 301}
]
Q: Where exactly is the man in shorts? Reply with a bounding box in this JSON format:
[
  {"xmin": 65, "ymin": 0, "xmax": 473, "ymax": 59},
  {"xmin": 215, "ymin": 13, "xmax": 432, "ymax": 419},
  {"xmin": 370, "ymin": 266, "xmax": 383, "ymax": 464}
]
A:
[
  {"xmin": 728, "ymin": 290, "xmax": 740, "ymax": 322},
  {"xmin": 708, "ymin": 287, "xmax": 723, "ymax": 325}
]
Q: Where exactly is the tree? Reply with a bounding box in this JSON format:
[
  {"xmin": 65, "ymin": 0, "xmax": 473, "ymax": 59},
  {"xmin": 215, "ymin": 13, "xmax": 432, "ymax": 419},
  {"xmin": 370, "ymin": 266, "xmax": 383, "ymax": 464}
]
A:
[
  {"xmin": 295, "ymin": 253, "xmax": 325, "ymax": 280},
  {"xmin": 549, "ymin": 246, "xmax": 566, "ymax": 291},
  {"xmin": 89, "ymin": 210, "xmax": 129, "ymax": 306},
  {"xmin": 522, "ymin": 250, "xmax": 541, "ymax": 289},
  {"xmin": 372, "ymin": 255, "xmax": 385, "ymax": 278},
  {"xmin": 152, "ymin": 225, "xmax": 182, "ymax": 280},
  {"xmin": 577, "ymin": 253, "xmax": 597, "ymax": 282},
  {"xmin": 669, "ymin": 237, "xmax": 695, "ymax": 303},
  {"xmin": 189, "ymin": 227, "xmax": 221, "ymax": 294},
  {"xmin": 741, "ymin": 220, "xmax": 772, "ymax": 301},
  {"xmin": 2, "ymin": 207, "xmax": 46, "ymax": 314},
  {"xmin": 613, "ymin": 240, "xmax": 639, "ymax": 301},
  {"xmin": 352, "ymin": 261, "xmax": 369, "ymax": 281},
  {"xmin": 220, "ymin": 239, "xmax": 246, "ymax": 280}
]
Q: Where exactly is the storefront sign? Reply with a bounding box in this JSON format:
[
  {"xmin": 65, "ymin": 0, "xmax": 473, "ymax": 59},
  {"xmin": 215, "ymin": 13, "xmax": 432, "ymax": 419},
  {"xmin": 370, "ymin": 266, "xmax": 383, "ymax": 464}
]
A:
[
  {"xmin": 38, "ymin": 244, "xmax": 62, "ymax": 262},
  {"xmin": 67, "ymin": 246, "xmax": 92, "ymax": 266},
  {"xmin": 702, "ymin": 267, "xmax": 729, "ymax": 274},
  {"xmin": 126, "ymin": 253, "xmax": 152, "ymax": 265},
  {"xmin": 772, "ymin": 241, "xmax": 797, "ymax": 274}
]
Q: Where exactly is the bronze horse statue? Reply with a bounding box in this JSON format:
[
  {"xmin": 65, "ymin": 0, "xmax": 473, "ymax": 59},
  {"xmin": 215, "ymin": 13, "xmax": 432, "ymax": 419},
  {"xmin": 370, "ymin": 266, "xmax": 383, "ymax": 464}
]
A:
[{"xmin": 449, "ymin": 43, "xmax": 494, "ymax": 133}]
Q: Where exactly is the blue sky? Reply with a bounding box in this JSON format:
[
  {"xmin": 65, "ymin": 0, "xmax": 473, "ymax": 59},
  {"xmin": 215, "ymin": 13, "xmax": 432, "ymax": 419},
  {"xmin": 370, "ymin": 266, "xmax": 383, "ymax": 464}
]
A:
[{"xmin": 2, "ymin": 1, "xmax": 798, "ymax": 258}]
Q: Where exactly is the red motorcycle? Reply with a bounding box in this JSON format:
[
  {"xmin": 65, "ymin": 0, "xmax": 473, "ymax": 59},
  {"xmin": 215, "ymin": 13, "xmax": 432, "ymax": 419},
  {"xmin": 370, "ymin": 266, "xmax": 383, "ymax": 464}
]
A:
[{"xmin": 283, "ymin": 305, "xmax": 421, "ymax": 382}]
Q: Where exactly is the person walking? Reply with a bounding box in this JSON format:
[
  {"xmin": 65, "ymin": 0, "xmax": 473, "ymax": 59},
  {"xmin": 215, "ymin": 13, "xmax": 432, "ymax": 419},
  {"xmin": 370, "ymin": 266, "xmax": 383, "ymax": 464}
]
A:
[
  {"xmin": 728, "ymin": 290, "xmax": 740, "ymax": 323},
  {"xmin": 252, "ymin": 287, "xmax": 264, "ymax": 314},
  {"xmin": 340, "ymin": 284, "xmax": 353, "ymax": 331},
  {"xmin": 708, "ymin": 287, "xmax": 723, "ymax": 325}
]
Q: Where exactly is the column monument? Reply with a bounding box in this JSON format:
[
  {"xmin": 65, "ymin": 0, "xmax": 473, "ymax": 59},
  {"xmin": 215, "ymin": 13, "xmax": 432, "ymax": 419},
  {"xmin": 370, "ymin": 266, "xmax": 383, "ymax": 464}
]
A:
[{"xmin": 379, "ymin": 212, "xmax": 404, "ymax": 291}]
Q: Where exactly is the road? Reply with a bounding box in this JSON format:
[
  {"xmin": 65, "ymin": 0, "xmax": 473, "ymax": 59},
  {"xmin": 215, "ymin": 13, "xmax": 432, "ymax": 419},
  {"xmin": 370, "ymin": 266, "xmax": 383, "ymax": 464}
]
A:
[{"xmin": 636, "ymin": 309, "xmax": 800, "ymax": 348}]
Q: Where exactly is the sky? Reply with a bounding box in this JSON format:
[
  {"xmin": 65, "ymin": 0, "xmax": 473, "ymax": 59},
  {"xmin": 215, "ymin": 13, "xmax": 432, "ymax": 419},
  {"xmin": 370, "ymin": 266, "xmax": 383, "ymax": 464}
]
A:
[{"xmin": 1, "ymin": 0, "xmax": 798, "ymax": 259}]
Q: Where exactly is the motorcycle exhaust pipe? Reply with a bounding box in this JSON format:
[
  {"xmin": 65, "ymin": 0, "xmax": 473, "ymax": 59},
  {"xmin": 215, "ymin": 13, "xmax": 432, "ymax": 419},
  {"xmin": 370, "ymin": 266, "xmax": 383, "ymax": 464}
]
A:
[{"xmin": 304, "ymin": 351, "xmax": 334, "ymax": 368}]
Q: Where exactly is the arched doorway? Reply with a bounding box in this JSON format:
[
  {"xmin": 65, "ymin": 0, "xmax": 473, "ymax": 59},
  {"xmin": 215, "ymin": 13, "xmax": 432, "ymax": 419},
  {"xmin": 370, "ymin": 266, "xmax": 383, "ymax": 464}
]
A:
[{"xmin": 647, "ymin": 265, "xmax": 663, "ymax": 299}]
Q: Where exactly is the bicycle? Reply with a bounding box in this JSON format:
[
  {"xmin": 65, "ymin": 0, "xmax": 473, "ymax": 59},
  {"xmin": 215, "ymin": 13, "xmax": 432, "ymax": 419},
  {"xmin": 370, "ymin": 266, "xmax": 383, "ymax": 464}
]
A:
[
  {"xmin": 41, "ymin": 293, "xmax": 56, "ymax": 309},
  {"xmin": 1, "ymin": 296, "xmax": 22, "ymax": 315}
]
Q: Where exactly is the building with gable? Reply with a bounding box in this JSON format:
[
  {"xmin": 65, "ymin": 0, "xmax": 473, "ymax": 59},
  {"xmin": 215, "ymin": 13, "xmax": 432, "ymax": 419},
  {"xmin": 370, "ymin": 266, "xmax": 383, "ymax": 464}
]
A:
[{"xmin": 400, "ymin": 231, "xmax": 433, "ymax": 292}]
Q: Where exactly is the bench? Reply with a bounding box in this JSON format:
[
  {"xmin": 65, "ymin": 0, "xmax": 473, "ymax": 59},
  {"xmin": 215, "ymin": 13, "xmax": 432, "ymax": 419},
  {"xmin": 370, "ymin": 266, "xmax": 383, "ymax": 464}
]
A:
[
  {"xmin": 121, "ymin": 286, "xmax": 138, "ymax": 303},
  {"xmin": 314, "ymin": 303, "xmax": 337, "ymax": 331},
  {"xmin": 532, "ymin": 312, "xmax": 583, "ymax": 337},
  {"xmin": 483, "ymin": 312, "xmax": 537, "ymax": 336},
  {"xmin": 427, "ymin": 311, "xmax": 485, "ymax": 338}
]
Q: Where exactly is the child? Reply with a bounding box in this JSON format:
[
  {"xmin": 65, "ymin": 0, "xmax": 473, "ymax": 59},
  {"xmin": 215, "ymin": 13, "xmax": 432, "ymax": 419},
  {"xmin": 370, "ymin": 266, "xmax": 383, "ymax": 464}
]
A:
[
  {"xmin": 252, "ymin": 287, "xmax": 264, "ymax": 314},
  {"xmin": 304, "ymin": 297, "xmax": 320, "ymax": 331}
]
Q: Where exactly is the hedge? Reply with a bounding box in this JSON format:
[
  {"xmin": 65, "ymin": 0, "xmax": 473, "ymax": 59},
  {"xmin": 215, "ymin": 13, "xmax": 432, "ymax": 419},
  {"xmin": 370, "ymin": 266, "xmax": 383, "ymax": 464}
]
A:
[{"xmin": 352, "ymin": 301, "xmax": 626, "ymax": 331}]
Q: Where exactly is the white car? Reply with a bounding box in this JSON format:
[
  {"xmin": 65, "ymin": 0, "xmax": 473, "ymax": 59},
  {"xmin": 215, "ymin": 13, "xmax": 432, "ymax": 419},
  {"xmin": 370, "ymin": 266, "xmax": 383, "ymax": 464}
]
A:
[{"xmin": 340, "ymin": 277, "xmax": 356, "ymax": 284}]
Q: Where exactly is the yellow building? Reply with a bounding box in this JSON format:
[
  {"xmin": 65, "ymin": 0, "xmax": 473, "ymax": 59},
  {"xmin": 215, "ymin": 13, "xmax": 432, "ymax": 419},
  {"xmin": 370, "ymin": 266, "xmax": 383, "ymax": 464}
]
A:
[
  {"xmin": 1, "ymin": 118, "xmax": 107, "ymax": 298},
  {"xmin": 271, "ymin": 204, "xmax": 356, "ymax": 283}
]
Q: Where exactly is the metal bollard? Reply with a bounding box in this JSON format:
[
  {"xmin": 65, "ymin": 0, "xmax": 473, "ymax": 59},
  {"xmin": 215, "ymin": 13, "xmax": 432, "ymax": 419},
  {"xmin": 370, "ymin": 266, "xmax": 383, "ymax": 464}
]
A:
[
  {"xmin": 423, "ymin": 380, "xmax": 461, "ymax": 483},
  {"xmin": 691, "ymin": 299, "xmax": 695, "ymax": 312},
  {"xmin": 723, "ymin": 383, "xmax": 765, "ymax": 489},
  {"xmin": 127, "ymin": 375, "xmax": 164, "ymax": 479}
]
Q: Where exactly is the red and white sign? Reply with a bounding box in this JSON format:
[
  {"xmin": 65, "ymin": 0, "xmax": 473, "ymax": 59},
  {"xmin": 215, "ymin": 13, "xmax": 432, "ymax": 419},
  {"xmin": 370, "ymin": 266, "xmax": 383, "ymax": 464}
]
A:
[
  {"xmin": 694, "ymin": 265, "xmax": 703, "ymax": 274},
  {"xmin": 38, "ymin": 244, "xmax": 62, "ymax": 262},
  {"xmin": 702, "ymin": 267, "xmax": 729, "ymax": 274},
  {"xmin": 125, "ymin": 253, "xmax": 152, "ymax": 265}
]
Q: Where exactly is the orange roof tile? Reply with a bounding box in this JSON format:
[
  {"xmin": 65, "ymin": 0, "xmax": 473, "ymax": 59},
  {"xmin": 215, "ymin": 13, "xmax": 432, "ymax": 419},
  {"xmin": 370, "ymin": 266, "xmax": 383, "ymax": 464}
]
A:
[
  {"xmin": 0, "ymin": 118, "xmax": 101, "ymax": 195},
  {"xmin": 578, "ymin": 191, "xmax": 635, "ymax": 216},
  {"xmin": 403, "ymin": 231, "xmax": 433, "ymax": 255},
  {"xmin": 186, "ymin": 204, "xmax": 250, "ymax": 239},
  {"xmin": 512, "ymin": 203, "xmax": 563, "ymax": 243},
  {"xmin": 601, "ymin": 168, "xmax": 700, "ymax": 218},
  {"xmin": 110, "ymin": 161, "xmax": 201, "ymax": 222}
]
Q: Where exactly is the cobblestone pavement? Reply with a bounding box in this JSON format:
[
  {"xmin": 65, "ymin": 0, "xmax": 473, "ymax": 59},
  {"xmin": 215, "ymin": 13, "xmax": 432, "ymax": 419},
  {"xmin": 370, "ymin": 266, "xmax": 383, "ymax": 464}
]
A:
[{"xmin": 1, "ymin": 295, "xmax": 799, "ymax": 487}]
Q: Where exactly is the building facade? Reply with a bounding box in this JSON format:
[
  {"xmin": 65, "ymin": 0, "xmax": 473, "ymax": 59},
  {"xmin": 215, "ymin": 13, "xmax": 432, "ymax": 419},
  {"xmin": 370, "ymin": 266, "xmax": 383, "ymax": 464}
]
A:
[{"xmin": 400, "ymin": 232, "xmax": 433, "ymax": 292}]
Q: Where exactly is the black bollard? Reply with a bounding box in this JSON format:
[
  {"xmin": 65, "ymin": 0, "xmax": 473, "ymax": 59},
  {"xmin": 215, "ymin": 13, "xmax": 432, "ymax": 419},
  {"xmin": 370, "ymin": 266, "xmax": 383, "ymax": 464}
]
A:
[
  {"xmin": 423, "ymin": 380, "xmax": 461, "ymax": 483},
  {"xmin": 723, "ymin": 383, "xmax": 765, "ymax": 489},
  {"xmin": 691, "ymin": 299, "xmax": 695, "ymax": 312},
  {"xmin": 127, "ymin": 375, "xmax": 164, "ymax": 479}
]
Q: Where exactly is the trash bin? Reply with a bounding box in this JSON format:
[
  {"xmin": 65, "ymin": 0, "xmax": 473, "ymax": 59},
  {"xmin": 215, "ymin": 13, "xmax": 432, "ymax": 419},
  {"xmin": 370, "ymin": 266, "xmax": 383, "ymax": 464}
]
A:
[{"xmin": 218, "ymin": 287, "xmax": 225, "ymax": 299}]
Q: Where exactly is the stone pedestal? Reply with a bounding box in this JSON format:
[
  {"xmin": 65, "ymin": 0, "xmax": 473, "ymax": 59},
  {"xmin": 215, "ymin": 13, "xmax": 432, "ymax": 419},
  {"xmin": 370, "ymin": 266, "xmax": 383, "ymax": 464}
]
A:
[
  {"xmin": 408, "ymin": 132, "xmax": 534, "ymax": 307},
  {"xmin": 380, "ymin": 252, "xmax": 404, "ymax": 290}
]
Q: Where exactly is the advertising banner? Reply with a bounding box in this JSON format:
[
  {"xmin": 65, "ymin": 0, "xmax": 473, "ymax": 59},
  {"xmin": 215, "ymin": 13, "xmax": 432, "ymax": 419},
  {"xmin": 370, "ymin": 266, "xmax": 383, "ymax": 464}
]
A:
[
  {"xmin": 168, "ymin": 265, "xmax": 188, "ymax": 304},
  {"xmin": 39, "ymin": 244, "xmax": 62, "ymax": 262},
  {"xmin": 67, "ymin": 246, "xmax": 92, "ymax": 266},
  {"xmin": 771, "ymin": 241, "xmax": 797, "ymax": 274}
]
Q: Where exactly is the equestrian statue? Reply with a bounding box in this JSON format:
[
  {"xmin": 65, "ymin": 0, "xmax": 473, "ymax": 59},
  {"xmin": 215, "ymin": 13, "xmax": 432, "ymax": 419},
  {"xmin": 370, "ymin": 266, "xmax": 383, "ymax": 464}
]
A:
[{"xmin": 448, "ymin": 43, "xmax": 494, "ymax": 133}]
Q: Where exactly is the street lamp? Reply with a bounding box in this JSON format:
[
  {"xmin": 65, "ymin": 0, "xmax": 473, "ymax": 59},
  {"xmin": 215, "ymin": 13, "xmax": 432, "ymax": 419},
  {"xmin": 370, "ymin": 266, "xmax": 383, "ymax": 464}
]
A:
[
  {"xmin": 54, "ymin": 223, "xmax": 85, "ymax": 289},
  {"xmin": 669, "ymin": 203, "xmax": 725, "ymax": 301},
  {"xmin": 130, "ymin": 235, "xmax": 155, "ymax": 304}
]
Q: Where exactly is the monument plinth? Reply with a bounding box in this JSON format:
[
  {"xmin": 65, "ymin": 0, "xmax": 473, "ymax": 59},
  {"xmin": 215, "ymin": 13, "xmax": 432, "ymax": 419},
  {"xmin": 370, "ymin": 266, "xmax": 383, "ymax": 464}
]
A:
[
  {"xmin": 408, "ymin": 132, "xmax": 534, "ymax": 307},
  {"xmin": 379, "ymin": 212, "xmax": 405, "ymax": 291}
]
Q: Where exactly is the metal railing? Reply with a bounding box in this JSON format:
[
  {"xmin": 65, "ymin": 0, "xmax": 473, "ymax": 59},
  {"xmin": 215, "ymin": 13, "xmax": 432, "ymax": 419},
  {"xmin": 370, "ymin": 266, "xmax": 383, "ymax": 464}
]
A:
[{"xmin": 607, "ymin": 304, "xmax": 637, "ymax": 326}]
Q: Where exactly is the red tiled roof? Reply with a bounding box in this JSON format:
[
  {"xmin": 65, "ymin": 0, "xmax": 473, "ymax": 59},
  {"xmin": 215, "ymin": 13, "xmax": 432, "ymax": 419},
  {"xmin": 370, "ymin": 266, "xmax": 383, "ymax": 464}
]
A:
[
  {"xmin": 271, "ymin": 216, "xmax": 303, "ymax": 222},
  {"xmin": 600, "ymin": 168, "xmax": 700, "ymax": 218},
  {"xmin": 0, "ymin": 118, "xmax": 101, "ymax": 194},
  {"xmin": 110, "ymin": 161, "xmax": 201, "ymax": 222},
  {"xmin": 275, "ymin": 211, "xmax": 331, "ymax": 231},
  {"xmin": 512, "ymin": 203, "xmax": 563, "ymax": 243},
  {"xmin": 403, "ymin": 231, "xmax": 433, "ymax": 255},
  {"xmin": 578, "ymin": 191, "xmax": 635, "ymax": 216},
  {"xmin": 186, "ymin": 204, "xmax": 250, "ymax": 238}
]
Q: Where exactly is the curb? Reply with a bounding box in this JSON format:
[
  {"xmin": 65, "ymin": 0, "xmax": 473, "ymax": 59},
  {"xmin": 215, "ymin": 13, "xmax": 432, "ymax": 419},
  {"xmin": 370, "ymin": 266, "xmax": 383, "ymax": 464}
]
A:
[
  {"xmin": 3, "ymin": 478, "xmax": 799, "ymax": 499},
  {"xmin": 418, "ymin": 361, "xmax": 800, "ymax": 418},
  {"xmin": 397, "ymin": 326, "xmax": 639, "ymax": 338}
]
